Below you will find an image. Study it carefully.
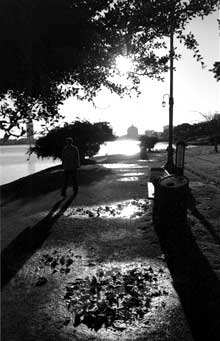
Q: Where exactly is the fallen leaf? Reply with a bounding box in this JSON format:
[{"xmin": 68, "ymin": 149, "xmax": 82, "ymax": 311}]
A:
[{"xmin": 35, "ymin": 277, "xmax": 47, "ymax": 287}]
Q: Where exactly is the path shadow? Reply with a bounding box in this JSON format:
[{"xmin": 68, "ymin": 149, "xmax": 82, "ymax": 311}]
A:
[
  {"xmin": 188, "ymin": 190, "xmax": 220, "ymax": 247},
  {"xmin": 1, "ymin": 194, "xmax": 76, "ymax": 289},
  {"xmin": 154, "ymin": 201, "xmax": 220, "ymax": 340},
  {"xmin": 0, "ymin": 165, "xmax": 111, "ymax": 206}
]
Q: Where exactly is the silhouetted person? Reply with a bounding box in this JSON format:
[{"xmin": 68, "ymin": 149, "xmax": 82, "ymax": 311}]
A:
[{"xmin": 61, "ymin": 137, "xmax": 80, "ymax": 197}]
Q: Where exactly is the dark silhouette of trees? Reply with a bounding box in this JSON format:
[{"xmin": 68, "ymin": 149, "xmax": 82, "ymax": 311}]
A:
[
  {"xmin": 140, "ymin": 135, "xmax": 158, "ymax": 152},
  {"xmin": 172, "ymin": 116, "xmax": 220, "ymax": 152},
  {"xmin": 211, "ymin": 61, "xmax": 220, "ymax": 82},
  {"xmin": 210, "ymin": 135, "xmax": 220, "ymax": 152},
  {"xmin": 173, "ymin": 123, "xmax": 194, "ymax": 142},
  {"xmin": 0, "ymin": 0, "xmax": 128, "ymax": 138},
  {"xmin": 31, "ymin": 120, "xmax": 115, "ymax": 162},
  {"xmin": 0, "ymin": 0, "xmax": 219, "ymax": 138},
  {"xmin": 210, "ymin": 18, "xmax": 220, "ymax": 81}
]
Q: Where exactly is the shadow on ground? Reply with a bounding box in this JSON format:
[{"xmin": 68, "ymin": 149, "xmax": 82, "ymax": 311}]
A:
[
  {"xmin": 0, "ymin": 164, "xmax": 111, "ymax": 205},
  {"xmin": 1, "ymin": 195, "xmax": 77, "ymax": 288},
  {"xmin": 153, "ymin": 191, "xmax": 220, "ymax": 340},
  {"xmin": 188, "ymin": 191, "xmax": 220, "ymax": 247}
]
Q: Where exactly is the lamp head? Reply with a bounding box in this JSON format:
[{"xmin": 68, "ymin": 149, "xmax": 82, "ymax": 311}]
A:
[{"xmin": 162, "ymin": 100, "xmax": 166, "ymax": 108}]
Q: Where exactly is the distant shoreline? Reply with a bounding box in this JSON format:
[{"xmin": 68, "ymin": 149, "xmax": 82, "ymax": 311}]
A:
[{"xmin": 0, "ymin": 138, "xmax": 35, "ymax": 146}]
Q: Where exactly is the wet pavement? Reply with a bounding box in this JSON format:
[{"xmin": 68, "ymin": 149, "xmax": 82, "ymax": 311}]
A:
[
  {"xmin": 63, "ymin": 199, "xmax": 149, "ymax": 219},
  {"xmin": 1, "ymin": 156, "xmax": 192, "ymax": 340}
]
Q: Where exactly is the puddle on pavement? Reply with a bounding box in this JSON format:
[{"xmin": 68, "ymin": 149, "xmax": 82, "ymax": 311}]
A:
[
  {"xmin": 102, "ymin": 163, "xmax": 150, "ymax": 170},
  {"xmin": 63, "ymin": 262, "xmax": 170, "ymax": 333},
  {"xmin": 64, "ymin": 199, "xmax": 150, "ymax": 219},
  {"xmin": 117, "ymin": 177, "xmax": 139, "ymax": 182},
  {"xmin": 117, "ymin": 172, "xmax": 145, "ymax": 182},
  {"xmin": 120, "ymin": 172, "xmax": 145, "ymax": 176}
]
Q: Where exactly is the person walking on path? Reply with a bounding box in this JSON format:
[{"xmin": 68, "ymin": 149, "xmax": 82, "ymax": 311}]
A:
[{"xmin": 61, "ymin": 137, "xmax": 80, "ymax": 197}]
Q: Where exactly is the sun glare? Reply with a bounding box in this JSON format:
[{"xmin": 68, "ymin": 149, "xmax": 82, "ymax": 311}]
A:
[{"xmin": 116, "ymin": 55, "xmax": 133, "ymax": 74}]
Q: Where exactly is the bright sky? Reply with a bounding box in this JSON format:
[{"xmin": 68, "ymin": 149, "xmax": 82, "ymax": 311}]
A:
[{"xmin": 58, "ymin": 11, "xmax": 220, "ymax": 136}]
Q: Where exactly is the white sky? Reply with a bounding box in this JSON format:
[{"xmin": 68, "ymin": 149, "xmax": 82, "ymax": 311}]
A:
[{"xmin": 58, "ymin": 11, "xmax": 220, "ymax": 136}]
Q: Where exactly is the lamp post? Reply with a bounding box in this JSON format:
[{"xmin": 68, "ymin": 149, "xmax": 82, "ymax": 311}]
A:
[{"xmin": 162, "ymin": 29, "xmax": 175, "ymax": 173}]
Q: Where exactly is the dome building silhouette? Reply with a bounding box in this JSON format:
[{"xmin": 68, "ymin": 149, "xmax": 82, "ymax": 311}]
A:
[{"xmin": 127, "ymin": 125, "xmax": 139, "ymax": 139}]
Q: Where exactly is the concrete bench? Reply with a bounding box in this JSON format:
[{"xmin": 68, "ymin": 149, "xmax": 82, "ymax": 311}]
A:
[{"xmin": 147, "ymin": 181, "xmax": 155, "ymax": 199}]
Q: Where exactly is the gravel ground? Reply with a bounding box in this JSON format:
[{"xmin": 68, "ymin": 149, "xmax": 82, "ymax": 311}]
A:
[{"xmin": 1, "ymin": 152, "xmax": 192, "ymax": 341}]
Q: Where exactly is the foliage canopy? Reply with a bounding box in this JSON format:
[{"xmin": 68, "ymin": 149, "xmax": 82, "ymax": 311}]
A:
[
  {"xmin": 140, "ymin": 135, "xmax": 159, "ymax": 152},
  {"xmin": 0, "ymin": 0, "xmax": 219, "ymax": 138}
]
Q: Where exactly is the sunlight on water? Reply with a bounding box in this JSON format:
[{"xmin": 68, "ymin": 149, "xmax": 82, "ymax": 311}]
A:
[
  {"xmin": 0, "ymin": 145, "xmax": 60, "ymax": 185},
  {"xmin": 0, "ymin": 139, "xmax": 168, "ymax": 185},
  {"xmin": 97, "ymin": 139, "xmax": 140, "ymax": 156}
]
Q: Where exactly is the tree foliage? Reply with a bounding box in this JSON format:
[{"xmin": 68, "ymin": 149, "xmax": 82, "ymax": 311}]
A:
[
  {"xmin": 211, "ymin": 61, "xmax": 220, "ymax": 82},
  {"xmin": 210, "ymin": 18, "xmax": 220, "ymax": 81},
  {"xmin": 0, "ymin": 0, "xmax": 128, "ymax": 138},
  {"xmin": 170, "ymin": 115, "xmax": 220, "ymax": 152},
  {"xmin": 0, "ymin": 0, "xmax": 219, "ymax": 137},
  {"xmin": 31, "ymin": 120, "xmax": 115, "ymax": 162},
  {"xmin": 140, "ymin": 135, "xmax": 158, "ymax": 152},
  {"xmin": 101, "ymin": 0, "xmax": 219, "ymax": 69}
]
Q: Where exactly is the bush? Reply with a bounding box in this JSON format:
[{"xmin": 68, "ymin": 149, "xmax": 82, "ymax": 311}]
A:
[
  {"xmin": 31, "ymin": 120, "xmax": 115, "ymax": 162},
  {"xmin": 139, "ymin": 135, "xmax": 158, "ymax": 152}
]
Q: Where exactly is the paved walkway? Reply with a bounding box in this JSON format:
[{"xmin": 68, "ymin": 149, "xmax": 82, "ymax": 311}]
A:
[{"xmin": 1, "ymin": 154, "xmax": 192, "ymax": 340}]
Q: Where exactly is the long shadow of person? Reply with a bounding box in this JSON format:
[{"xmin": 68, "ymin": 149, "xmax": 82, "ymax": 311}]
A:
[
  {"xmin": 154, "ymin": 192, "xmax": 220, "ymax": 340},
  {"xmin": 1, "ymin": 194, "xmax": 76, "ymax": 289}
]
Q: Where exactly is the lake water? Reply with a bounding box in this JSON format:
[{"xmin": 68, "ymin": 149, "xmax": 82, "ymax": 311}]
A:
[
  {"xmin": 0, "ymin": 145, "xmax": 60, "ymax": 185},
  {"xmin": 0, "ymin": 140, "xmax": 168, "ymax": 185}
]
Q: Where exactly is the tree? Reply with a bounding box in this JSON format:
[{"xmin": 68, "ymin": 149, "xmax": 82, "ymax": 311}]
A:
[
  {"xmin": 210, "ymin": 135, "xmax": 220, "ymax": 152},
  {"xmin": 173, "ymin": 123, "xmax": 193, "ymax": 142},
  {"xmin": 140, "ymin": 135, "xmax": 158, "ymax": 152},
  {"xmin": 203, "ymin": 115, "xmax": 220, "ymax": 152},
  {"xmin": 211, "ymin": 61, "xmax": 220, "ymax": 82},
  {"xmin": 101, "ymin": 0, "xmax": 219, "ymax": 69},
  {"xmin": 210, "ymin": 18, "xmax": 220, "ymax": 81},
  {"xmin": 173, "ymin": 115, "xmax": 220, "ymax": 152},
  {"xmin": 31, "ymin": 120, "xmax": 115, "ymax": 162}
]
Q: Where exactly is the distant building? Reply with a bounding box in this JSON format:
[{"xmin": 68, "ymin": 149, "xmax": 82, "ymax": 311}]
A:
[{"xmin": 127, "ymin": 125, "xmax": 139, "ymax": 139}]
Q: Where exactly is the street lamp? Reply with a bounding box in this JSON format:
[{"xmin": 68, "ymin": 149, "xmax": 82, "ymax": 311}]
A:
[
  {"xmin": 162, "ymin": 29, "xmax": 175, "ymax": 173},
  {"xmin": 162, "ymin": 94, "xmax": 169, "ymax": 108}
]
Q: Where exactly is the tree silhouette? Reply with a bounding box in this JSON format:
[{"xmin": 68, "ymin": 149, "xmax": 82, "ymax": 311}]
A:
[
  {"xmin": 210, "ymin": 18, "xmax": 220, "ymax": 81},
  {"xmin": 0, "ymin": 0, "xmax": 219, "ymax": 137},
  {"xmin": 140, "ymin": 135, "xmax": 158, "ymax": 152},
  {"xmin": 31, "ymin": 120, "xmax": 115, "ymax": 162},
  {"xmin": 172, "ymin": 116, "xmax": 220, "ymax": 152},
  {"xmin": 0, "ymin": 0, "xmax": 127, "ymax": 138}
]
